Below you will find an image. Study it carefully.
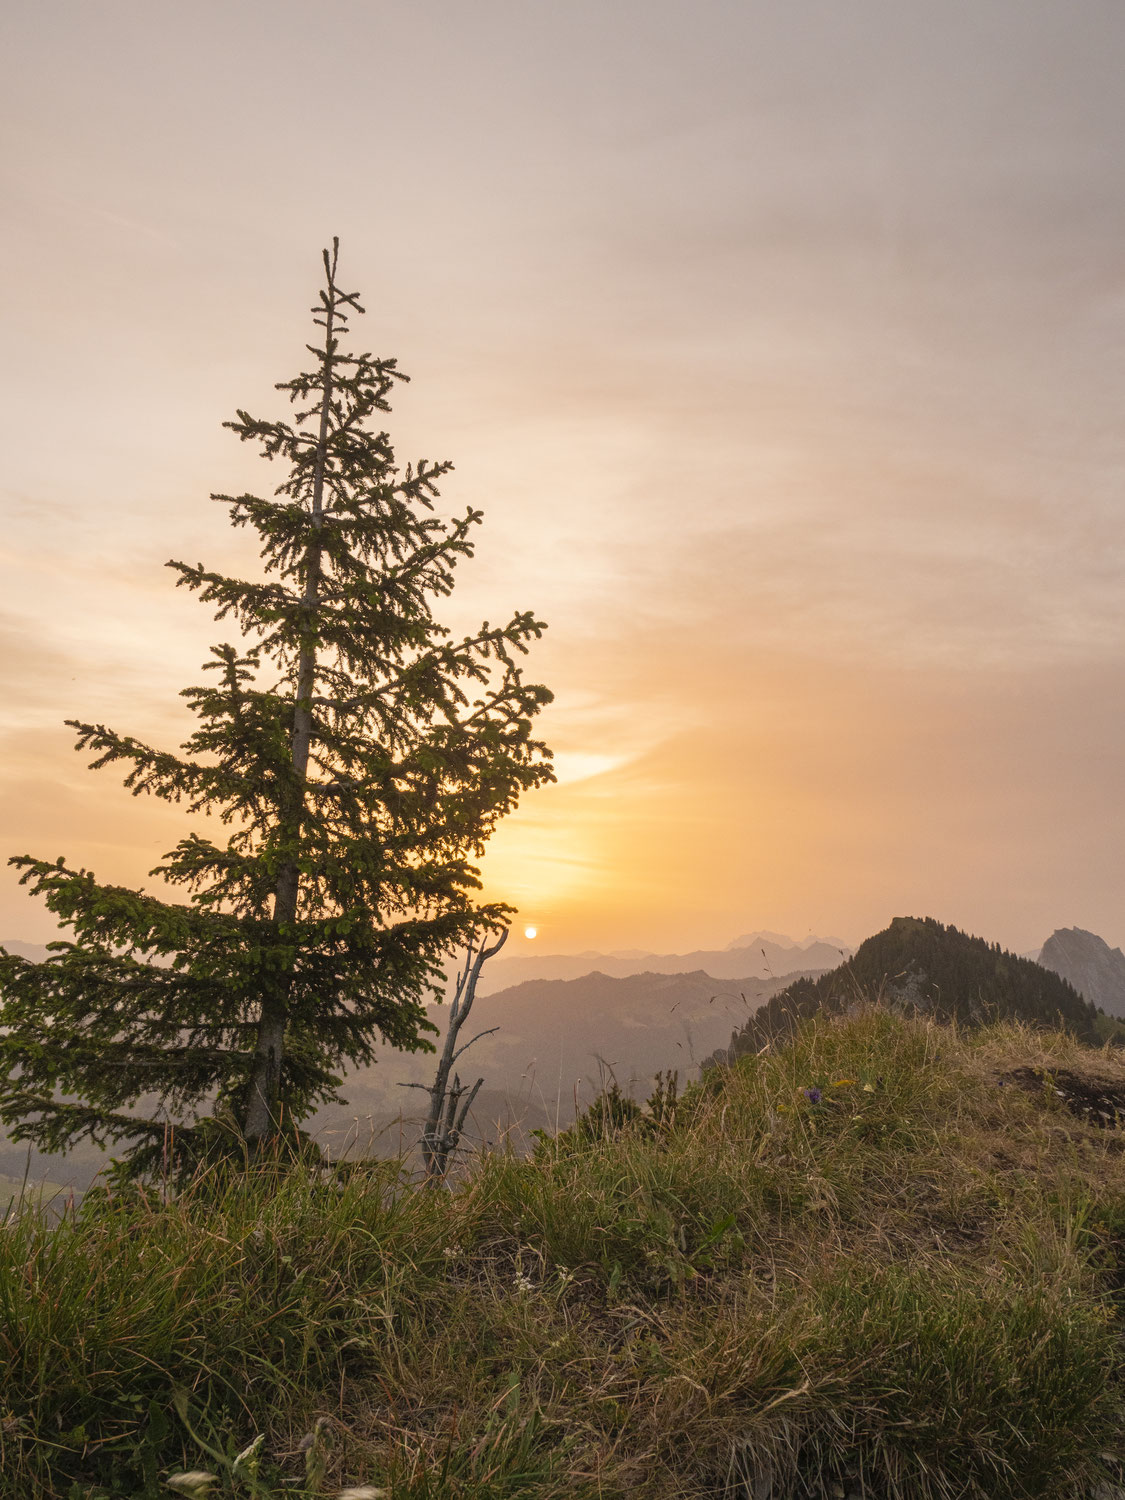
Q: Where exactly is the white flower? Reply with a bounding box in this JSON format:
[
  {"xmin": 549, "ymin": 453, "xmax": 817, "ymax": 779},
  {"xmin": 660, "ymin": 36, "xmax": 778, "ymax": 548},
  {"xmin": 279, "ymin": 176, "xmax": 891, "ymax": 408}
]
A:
[{"xmin": 514, "ymin": 1271, "xmax": 535, "ymax": 1294}]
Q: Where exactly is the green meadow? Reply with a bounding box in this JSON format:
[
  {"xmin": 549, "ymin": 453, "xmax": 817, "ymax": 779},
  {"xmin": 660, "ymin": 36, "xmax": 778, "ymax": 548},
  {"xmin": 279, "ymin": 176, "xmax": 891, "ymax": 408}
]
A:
[{"xmin": 3, "ymin": 1007, "xmax": 1124, "ymax": 1500}]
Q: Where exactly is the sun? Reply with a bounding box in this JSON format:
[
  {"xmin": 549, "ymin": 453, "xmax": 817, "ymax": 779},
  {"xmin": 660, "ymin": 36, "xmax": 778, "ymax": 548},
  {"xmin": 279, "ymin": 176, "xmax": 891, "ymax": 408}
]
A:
[{"xmin": 524, "ymin": 925, "xmax": 538, "ymax": 940}]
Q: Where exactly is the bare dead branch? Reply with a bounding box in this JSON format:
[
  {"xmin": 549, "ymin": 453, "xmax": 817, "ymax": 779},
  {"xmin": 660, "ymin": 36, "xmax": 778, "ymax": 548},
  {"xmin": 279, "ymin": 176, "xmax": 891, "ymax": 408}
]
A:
[{"xmin": 419, "ymin": 926, "xmax": 507, "ymax": 1183}]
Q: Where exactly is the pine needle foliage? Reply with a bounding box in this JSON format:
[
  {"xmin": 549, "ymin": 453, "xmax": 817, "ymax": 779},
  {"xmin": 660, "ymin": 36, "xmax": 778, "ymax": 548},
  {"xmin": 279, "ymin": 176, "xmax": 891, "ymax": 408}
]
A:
[{"xmin": 0, "ymin": 240, "xmax": 553, "ymax": 1174}]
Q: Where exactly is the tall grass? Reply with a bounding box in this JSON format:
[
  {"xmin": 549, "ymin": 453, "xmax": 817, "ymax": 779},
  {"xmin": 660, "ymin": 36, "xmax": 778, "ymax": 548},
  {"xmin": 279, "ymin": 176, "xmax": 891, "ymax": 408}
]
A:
[{"xmin": 2, "ymin": 1007, "xmax": 1123, "ymax": 1498}]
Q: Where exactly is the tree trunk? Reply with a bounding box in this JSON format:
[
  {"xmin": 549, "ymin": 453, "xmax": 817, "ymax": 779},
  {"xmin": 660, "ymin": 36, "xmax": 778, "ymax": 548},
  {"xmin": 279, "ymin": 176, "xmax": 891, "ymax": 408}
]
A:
[{"xmin": 243, "ymin": 246, "xmax": 337, "ymax": 1144}]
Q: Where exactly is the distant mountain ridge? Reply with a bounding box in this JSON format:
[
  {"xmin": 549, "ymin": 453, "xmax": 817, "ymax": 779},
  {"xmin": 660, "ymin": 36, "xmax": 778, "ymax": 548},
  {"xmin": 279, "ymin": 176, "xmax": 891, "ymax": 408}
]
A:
[
  {"xmin": 476, "ymin": 934, "xmax": 851, "ymax": 995},
  {"xmin": 724, "ymin": 930, "xmax": 850, "ymax": 953},
  {"xmin": 707, "ymin": 916, "xmax": 1100, "ymax": 1067},
  {"xmin": 1038, "ymin": 928, "xmax": 1125, "ymax": 1020}
]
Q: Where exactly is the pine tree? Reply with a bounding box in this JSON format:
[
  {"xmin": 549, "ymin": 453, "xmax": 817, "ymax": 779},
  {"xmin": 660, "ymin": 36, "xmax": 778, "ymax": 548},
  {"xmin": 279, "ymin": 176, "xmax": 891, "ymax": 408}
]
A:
[{"xmin": 0, "ymin": 241, "xmax": 553, "ymax": 1174}]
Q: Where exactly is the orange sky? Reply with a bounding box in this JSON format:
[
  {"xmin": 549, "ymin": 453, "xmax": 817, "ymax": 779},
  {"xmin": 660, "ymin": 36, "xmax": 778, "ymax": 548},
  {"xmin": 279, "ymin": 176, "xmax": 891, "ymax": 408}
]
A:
[{"xmin": 2, "ymin": 2, "xmax": 1125, "ymax": 959}]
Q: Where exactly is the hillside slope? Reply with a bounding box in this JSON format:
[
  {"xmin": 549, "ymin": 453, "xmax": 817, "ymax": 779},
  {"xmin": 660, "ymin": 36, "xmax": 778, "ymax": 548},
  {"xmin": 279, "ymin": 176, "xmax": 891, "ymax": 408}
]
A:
[{"xmin": 5, "ymin": 1007, "xmax": 1125, "ymax": 1499}]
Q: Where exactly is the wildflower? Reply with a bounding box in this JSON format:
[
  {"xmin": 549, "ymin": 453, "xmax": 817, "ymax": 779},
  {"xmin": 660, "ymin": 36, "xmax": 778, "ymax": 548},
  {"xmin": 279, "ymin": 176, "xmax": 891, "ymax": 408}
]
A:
[
  {"xmin": 862, "ymin": 1082, "xmax": 876, "ymax": 1093},
  {"xmin": 832, "ymin": 1078, "xmax": 856, "ymax": 1087},
  {"xmin": 803, "ymin": 1088, "xmax": 822, "ymax": 1104},
  {"xmin": 514, "ymin": 1271, "xmax": 535, "ymax": 1294}
]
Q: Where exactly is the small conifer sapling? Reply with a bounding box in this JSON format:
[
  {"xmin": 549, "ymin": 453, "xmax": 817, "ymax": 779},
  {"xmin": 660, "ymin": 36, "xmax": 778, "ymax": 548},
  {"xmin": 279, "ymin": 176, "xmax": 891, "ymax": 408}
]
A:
[{"xmin": 0, "ymin": 241, "xmax": 553, "ymax": 1174}]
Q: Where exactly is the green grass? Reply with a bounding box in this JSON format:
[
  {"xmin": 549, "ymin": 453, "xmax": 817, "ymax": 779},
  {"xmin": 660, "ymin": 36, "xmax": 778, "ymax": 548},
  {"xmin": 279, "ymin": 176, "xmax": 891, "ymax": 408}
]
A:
[{"xmin": 2, "ymin": 1006, "xmax": 1125, "ymax": 1498}]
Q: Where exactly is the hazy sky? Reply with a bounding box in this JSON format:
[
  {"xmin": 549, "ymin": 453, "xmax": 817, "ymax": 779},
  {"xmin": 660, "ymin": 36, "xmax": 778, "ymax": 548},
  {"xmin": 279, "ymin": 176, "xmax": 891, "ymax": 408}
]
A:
[{"xmin": 2, "ymin": 1, "xmax": 1124, "ymax": 957}]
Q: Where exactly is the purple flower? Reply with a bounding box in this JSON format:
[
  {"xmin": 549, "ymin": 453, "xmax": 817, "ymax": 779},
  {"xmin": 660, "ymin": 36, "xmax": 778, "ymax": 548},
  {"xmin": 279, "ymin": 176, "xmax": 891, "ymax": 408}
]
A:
[{"xmin": 803, "ymin": 1087, "xmax": 822, "ymax": 1104}]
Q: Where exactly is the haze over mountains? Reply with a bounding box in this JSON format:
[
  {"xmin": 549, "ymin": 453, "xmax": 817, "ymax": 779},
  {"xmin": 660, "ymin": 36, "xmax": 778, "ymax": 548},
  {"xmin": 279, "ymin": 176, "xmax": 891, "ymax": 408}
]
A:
[
  {"xmin": 475, "ymin": 932, "xmax": 851, "ymax": 994},
  {"xmin": 311, "ymin": 964, "xmax": 818, "ymax": 1159}
]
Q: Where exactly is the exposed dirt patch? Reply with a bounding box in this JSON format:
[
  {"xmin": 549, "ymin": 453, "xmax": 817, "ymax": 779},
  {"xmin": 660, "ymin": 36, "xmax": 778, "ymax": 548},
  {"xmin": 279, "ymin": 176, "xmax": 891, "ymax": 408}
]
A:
[{"xmin": 999, "ymin": 1066, "xmax": 1125, "ymax": 1128}]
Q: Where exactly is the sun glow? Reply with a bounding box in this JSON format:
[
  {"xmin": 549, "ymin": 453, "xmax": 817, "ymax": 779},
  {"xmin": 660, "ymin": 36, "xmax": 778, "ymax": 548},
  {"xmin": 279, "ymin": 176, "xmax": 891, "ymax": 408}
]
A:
[{"xmin": 524, "ymin": 925, "xmax": 538, "ymax": 940}]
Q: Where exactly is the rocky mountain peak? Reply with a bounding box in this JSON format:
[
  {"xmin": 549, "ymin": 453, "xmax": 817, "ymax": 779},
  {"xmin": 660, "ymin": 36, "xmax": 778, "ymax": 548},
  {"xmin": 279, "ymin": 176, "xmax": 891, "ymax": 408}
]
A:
[{"xmin": 1038, "ymin": 927, "xmax": 1125, "ymax": 1020}]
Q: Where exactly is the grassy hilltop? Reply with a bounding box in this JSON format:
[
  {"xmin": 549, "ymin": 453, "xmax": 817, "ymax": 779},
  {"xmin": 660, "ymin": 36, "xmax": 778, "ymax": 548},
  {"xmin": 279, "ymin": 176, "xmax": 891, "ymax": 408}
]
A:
[{"xmin": 4, "ymin": 1004, "xmax": 1125, "ymax": 1499}]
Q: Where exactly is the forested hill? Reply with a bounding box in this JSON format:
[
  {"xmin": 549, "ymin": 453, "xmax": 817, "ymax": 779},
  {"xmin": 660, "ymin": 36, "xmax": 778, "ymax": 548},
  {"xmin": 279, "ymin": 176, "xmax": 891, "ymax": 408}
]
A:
[{"xmin": 708, "ymin": 916, "xmax": 1100, "ymax": 1066}]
